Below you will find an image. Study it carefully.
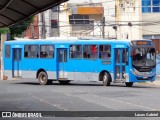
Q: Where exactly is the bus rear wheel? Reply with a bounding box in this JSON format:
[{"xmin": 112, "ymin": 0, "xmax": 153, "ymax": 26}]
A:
[
  {"xmin": 38, "ymin": 71, "xmax": 49, "ymax": 85},
  {"xmin": 125, "ymin": 82, "xmax": 133, "ymax": 87},
  {"xmin": 102, "ymin": 72, "xmax": 111, "ymax": 86},
  {"xmin": 59, "ymin": 80, "xmax": 70, "ymax": 85}
]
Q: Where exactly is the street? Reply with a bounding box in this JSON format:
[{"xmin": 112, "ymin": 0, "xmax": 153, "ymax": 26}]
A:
[{"xmin": 0, "ymin": 79, "xmax": 160, "ymax": 120}]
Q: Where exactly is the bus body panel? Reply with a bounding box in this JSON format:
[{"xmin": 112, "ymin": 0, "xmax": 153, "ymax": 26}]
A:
[{"xmin": 3, "ymin": 39, "xmax": 156, "ymax": 84}]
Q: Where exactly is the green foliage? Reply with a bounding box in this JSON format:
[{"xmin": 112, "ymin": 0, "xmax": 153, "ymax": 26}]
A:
[
  {"xmin": 0, "ymin": 28, "xmax": 10, "ymax": 34},
  {"xmin": 9, "ymin": 16, "xmax": 34, "ymax": 39}
]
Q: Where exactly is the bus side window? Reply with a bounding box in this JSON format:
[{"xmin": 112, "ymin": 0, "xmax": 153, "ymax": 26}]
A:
[
  {"xmin": 5, "ymin": 45, "xmax": 10, "ymax": 58},
  {"xmin": 83, "ymin": 45, "xmax": 97, "ymax": 59},
  {"xmin": 91, "ymin": 45, "xmax": 97, "ymax": 58},
  {"xmin": 24, "ymin": 52, "xmax": 28, "ymax": 57},
  {"xmin": 70, "ymin": 45, "xmax": 82, "ymax": 59},
  {"xmin": 40, "ymin": 45, "xmax": 54, "ymax": 58},
  {"xmin": 24, "ymin": 45, "xmax": 39, "ymax": 58},
  {"xmin": 99, "ymin": 45, "xmax": 111, "ymax": 59}
]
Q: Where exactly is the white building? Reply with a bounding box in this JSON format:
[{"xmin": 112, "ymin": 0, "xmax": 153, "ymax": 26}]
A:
[
  {"xmin": 115, "ymin": 0, "xmax": 142, "ymax": 39},
  {"xmin": 38, "ymin": 0, "xmax": 160, "ymax": 42},
  {"xmin": 38, "ymin": 0, "xmax": 117, "ymax": 39}
]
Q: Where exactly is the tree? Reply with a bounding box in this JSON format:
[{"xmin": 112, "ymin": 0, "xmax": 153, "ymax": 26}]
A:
[
  {"xmin": 0, "ymin": 28, "xmax": 10, "ymax": 34},
  {"xmin": 0, "ymin": 28, "xmax": 10, "ymax": 42},
  {"xmin": 9, "ymin": 16, "xmax": 34, "ymax": 39},
  {"xmin": 0, "ymin": 17, "xmax": 34, "ymax": 40}
]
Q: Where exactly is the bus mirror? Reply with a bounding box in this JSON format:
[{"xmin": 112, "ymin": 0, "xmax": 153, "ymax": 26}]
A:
[{"xmin": 149, "ymin": 48, "xmax": 155, "ymax": 53}]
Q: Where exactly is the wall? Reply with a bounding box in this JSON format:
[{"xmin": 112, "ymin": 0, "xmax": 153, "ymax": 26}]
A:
[
  {"xmin": 103, "ymin": 0, "xmax": 116, "ymax": 38},
  {"xmin": 59, "ymin": 3, "xmax": 71, "ymax": 37},
  {"xmin": 142, "ymin": 13, "xmax": 160, "ymax": 36},
  {"xmin": 116, "ymin": 0, "xmax": 142, "ymax": 40},
  {"xmin": 24, "ymin": 15, "xmax": 39, "ymax": 39}
]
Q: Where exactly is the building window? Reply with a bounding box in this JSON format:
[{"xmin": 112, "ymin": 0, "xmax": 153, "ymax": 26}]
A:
[
  {"xmin": 153, "ymin": 0, "xmax": 160, "ymax": 6},
  {"xmin": 24, "ymin": 45, "xmax": 39, "ymax": 58},
  {"xmin": 142, "ymin": 7, "xmax": 151, "ymax": 13},
  {"xmin": 51, "ymin": 20, "xmax": 58, "ymax": 28},
  {"xmin": 69, "ymin": 14, "xmax": 94, "ymax": 36},
  {"xmin": 69, "ymin": 14, "xmax": 93, "ymax": 25},
  {"xmin": 40, "ymin": 45, "xmax": 54, "ymax": 58},
  {"xmin": 83, "ymin": 45, "xmax": 98, "ymax": 59},
  {"xmin": 143, "ymin": 35, "xmax": 160, "ymax": 39},
  {"xmin": 142, "ymin": 0, "xmax": 160, "ymax": 13},
  {"xmin": 99, "ymin": 45, "xmax": 111, "ymax": 59},
  {"xmin": 70, "ymin": 45, "xmax": 82, "ymax": 58},
  {"xmin": 5, "ymin": 45, "xmax": 10, "ymax": 58},
  {"xmin": 153, "ymin": 7, "xmax": 160, "ymax": 12},
  {"xmin": 51, "ymin": 6, "xmax": 59, "ymax": 12}
]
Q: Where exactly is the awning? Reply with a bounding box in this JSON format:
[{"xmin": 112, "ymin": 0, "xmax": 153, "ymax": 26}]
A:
[{"xmin": 0, "ymin": 0, "xmax": 68, "ymax": 28}]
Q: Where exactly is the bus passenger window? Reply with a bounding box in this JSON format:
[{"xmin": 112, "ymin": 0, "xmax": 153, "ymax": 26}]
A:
[
  {"xmin": 69, "ymin": 45, "xmax": 82, "ymax": 59},
  {"xmin": 83, "ymin": 45, "xmax": 97, "ymax": 59},
  {"xmin": 40, "ymin": 45, "xmax": 54, "ymax": 58},
  {"xmin": 24, "ymin": 45, "xmax": 39, "ymax": 58},
  {"xmin": 5, "ymin": 45, "xmax": 10, "ymax": 58},
  {"xmin": 99, "ymin": 45, "xmax": 111, "ymax": 59},
  {"xmin": 83, "ymin": 52, "xmax": 87, "ymax": 58},
  {"xmin": 24, "ymin": 52, "xmax": 28, "ymax": 57}
]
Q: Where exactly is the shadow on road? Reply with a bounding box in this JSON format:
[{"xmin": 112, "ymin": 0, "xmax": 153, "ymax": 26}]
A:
[{"xmin": 12, "ymin": 81, "xmax": 158, "ymax": 88}]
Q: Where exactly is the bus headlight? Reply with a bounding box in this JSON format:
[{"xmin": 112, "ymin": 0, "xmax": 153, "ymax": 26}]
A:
[
  {"xmin": 130, "ymin": 69, "xmax": 136, "ymax": 75},
  {"xmin": 117, "ymin": 73, "xmax": 120, "ymax": 78},
  {"xmin": 123, "ymin": 73, "xmax": 126, "ymax": 79}
]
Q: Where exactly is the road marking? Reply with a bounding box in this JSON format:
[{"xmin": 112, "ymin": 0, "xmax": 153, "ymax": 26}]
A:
[
  {"xmin": 51, "ymin": 89, "xmax": 159, "ymax": 111},
  {"xmin": 29, "ymin": 93, "xmax": 96, "ymax": 120},
  {"xmin": 109, "ymin": 98, "xmax": 158, "ymax": 111},
  {"xmin": 30, "ymin": 94, "xmax": 68, "ymax": 111}
]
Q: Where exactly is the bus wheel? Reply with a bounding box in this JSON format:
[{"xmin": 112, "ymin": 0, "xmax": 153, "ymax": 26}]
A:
[
  {"xmin": 102, "ymin": 72, "xmax": 110, "ymax": 86},
  {"xmin": 125, "ymin": 82, "xmax": 133, "ymax": 87},
  {"xmin": 59, "ymin": 80, "xmax": 70, "ymax": 85},
  {"xmin": 38, "ymin": 71, "xmax": 48, "ymax": 85}
]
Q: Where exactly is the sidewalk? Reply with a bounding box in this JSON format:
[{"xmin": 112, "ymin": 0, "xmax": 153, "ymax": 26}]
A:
[{"xmin": 147, "ymin": 76, "xmax": 160, "ymax": 87}]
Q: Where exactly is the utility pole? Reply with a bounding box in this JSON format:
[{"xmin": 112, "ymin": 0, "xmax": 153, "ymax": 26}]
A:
[
  {"xmin": 102, "ymin": 17, "xmax": 105, "ymax": 39},
  {"xmin": 41, "ymin": 12, "xmax": 46, "ymax": 39},
  {"xmin": 58, "ymin": 5, "xmax": 60, "ymax": 36},
  {"xmin": 1, "ymin": 34, "xmax": 7, "ymax": 80}
]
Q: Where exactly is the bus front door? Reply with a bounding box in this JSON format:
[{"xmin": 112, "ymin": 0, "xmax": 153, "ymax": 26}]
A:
[
  {"xmin": 12, "ymin": 48, "xmax": 22, "ymax": 77},
  {"xmin": 115, "ymin": 48, "xmax": 128, "ymax": 82},
  {"xmin": 57, "ymin": 49, "xmax": 68, "ymax": 79}
]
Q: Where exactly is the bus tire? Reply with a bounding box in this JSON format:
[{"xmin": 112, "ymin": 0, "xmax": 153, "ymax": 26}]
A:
[
  {"xmin": 125, "ymin": 82, "xmax": 133, "ymax": 87},
  {"xmin": 38, "ymin": 71, "xmax": 48, "ymax": 85},
  {"xmin": 59, "ymin": 80, "xmax": 70, "ymax": 85},
  {"xmin": 102, "ymin": 72, "xmax": 111, "ymax": 86}
]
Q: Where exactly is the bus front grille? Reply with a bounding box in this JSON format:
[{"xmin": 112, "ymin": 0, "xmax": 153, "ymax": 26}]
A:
[{"xmin": 136, "ymin": 76, "xmax": 154, "ymax": 80}]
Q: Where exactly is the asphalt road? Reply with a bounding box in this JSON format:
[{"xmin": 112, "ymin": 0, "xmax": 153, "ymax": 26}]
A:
[{"xmin": 0, "ymin": 79, "xmax": 160, "ymax": 120}]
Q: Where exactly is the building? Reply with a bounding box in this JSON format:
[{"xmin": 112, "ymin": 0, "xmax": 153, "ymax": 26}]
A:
[
  {"xmin": 142, "ymin": 0, "xmax": 160, "ymax": 54},
  {"xmin": 142, "ymin": 0, "xmax": 160, "ymax": 39},
  {"xmin": 38, "ymin": 0, "xmax": 117, "ymax": 39},
  {"xmin": 36, "ymin": 0, "xmax": 160, "ymax": 42},
  {"xmin": 23, "ymin": 15, "xmax": 39, "ymax": 39},
  {"xmin": 115, "ymin": 0, "xmax": 142, "ymax": 40}
]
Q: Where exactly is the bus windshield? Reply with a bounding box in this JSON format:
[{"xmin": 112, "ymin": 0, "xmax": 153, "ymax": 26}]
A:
[{"xmin": 131, "ymin": 47, "xmax": 156, "ymax": 68}]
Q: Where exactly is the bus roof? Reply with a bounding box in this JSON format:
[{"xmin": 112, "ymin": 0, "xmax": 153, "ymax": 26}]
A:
[{"xmin": 4, "ymin": 38, "xmax": 151, "ymax": 45}]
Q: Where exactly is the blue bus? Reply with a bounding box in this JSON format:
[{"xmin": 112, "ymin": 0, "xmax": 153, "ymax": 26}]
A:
[{"xmin": 3, "ymin": 37, "xmax": 156, "ymax": 87}]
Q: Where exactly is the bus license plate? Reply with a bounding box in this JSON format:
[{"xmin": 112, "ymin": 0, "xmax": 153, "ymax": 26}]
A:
[{"xmin": 143, "ymin": 77, "xmax": 147, "ymax": 79}]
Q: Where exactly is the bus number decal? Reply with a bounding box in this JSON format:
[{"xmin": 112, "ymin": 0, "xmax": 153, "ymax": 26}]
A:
[
  {"xmin": 60, "ymin": 45, "xmax": 65, "ymax": 48},
  {"xmin": 115, "ymin": 45, "xmax": 125, "ymax": 48},
  {"xmin": 14, "ymin": 45, "xmax": 20, "ymax": 48}
]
